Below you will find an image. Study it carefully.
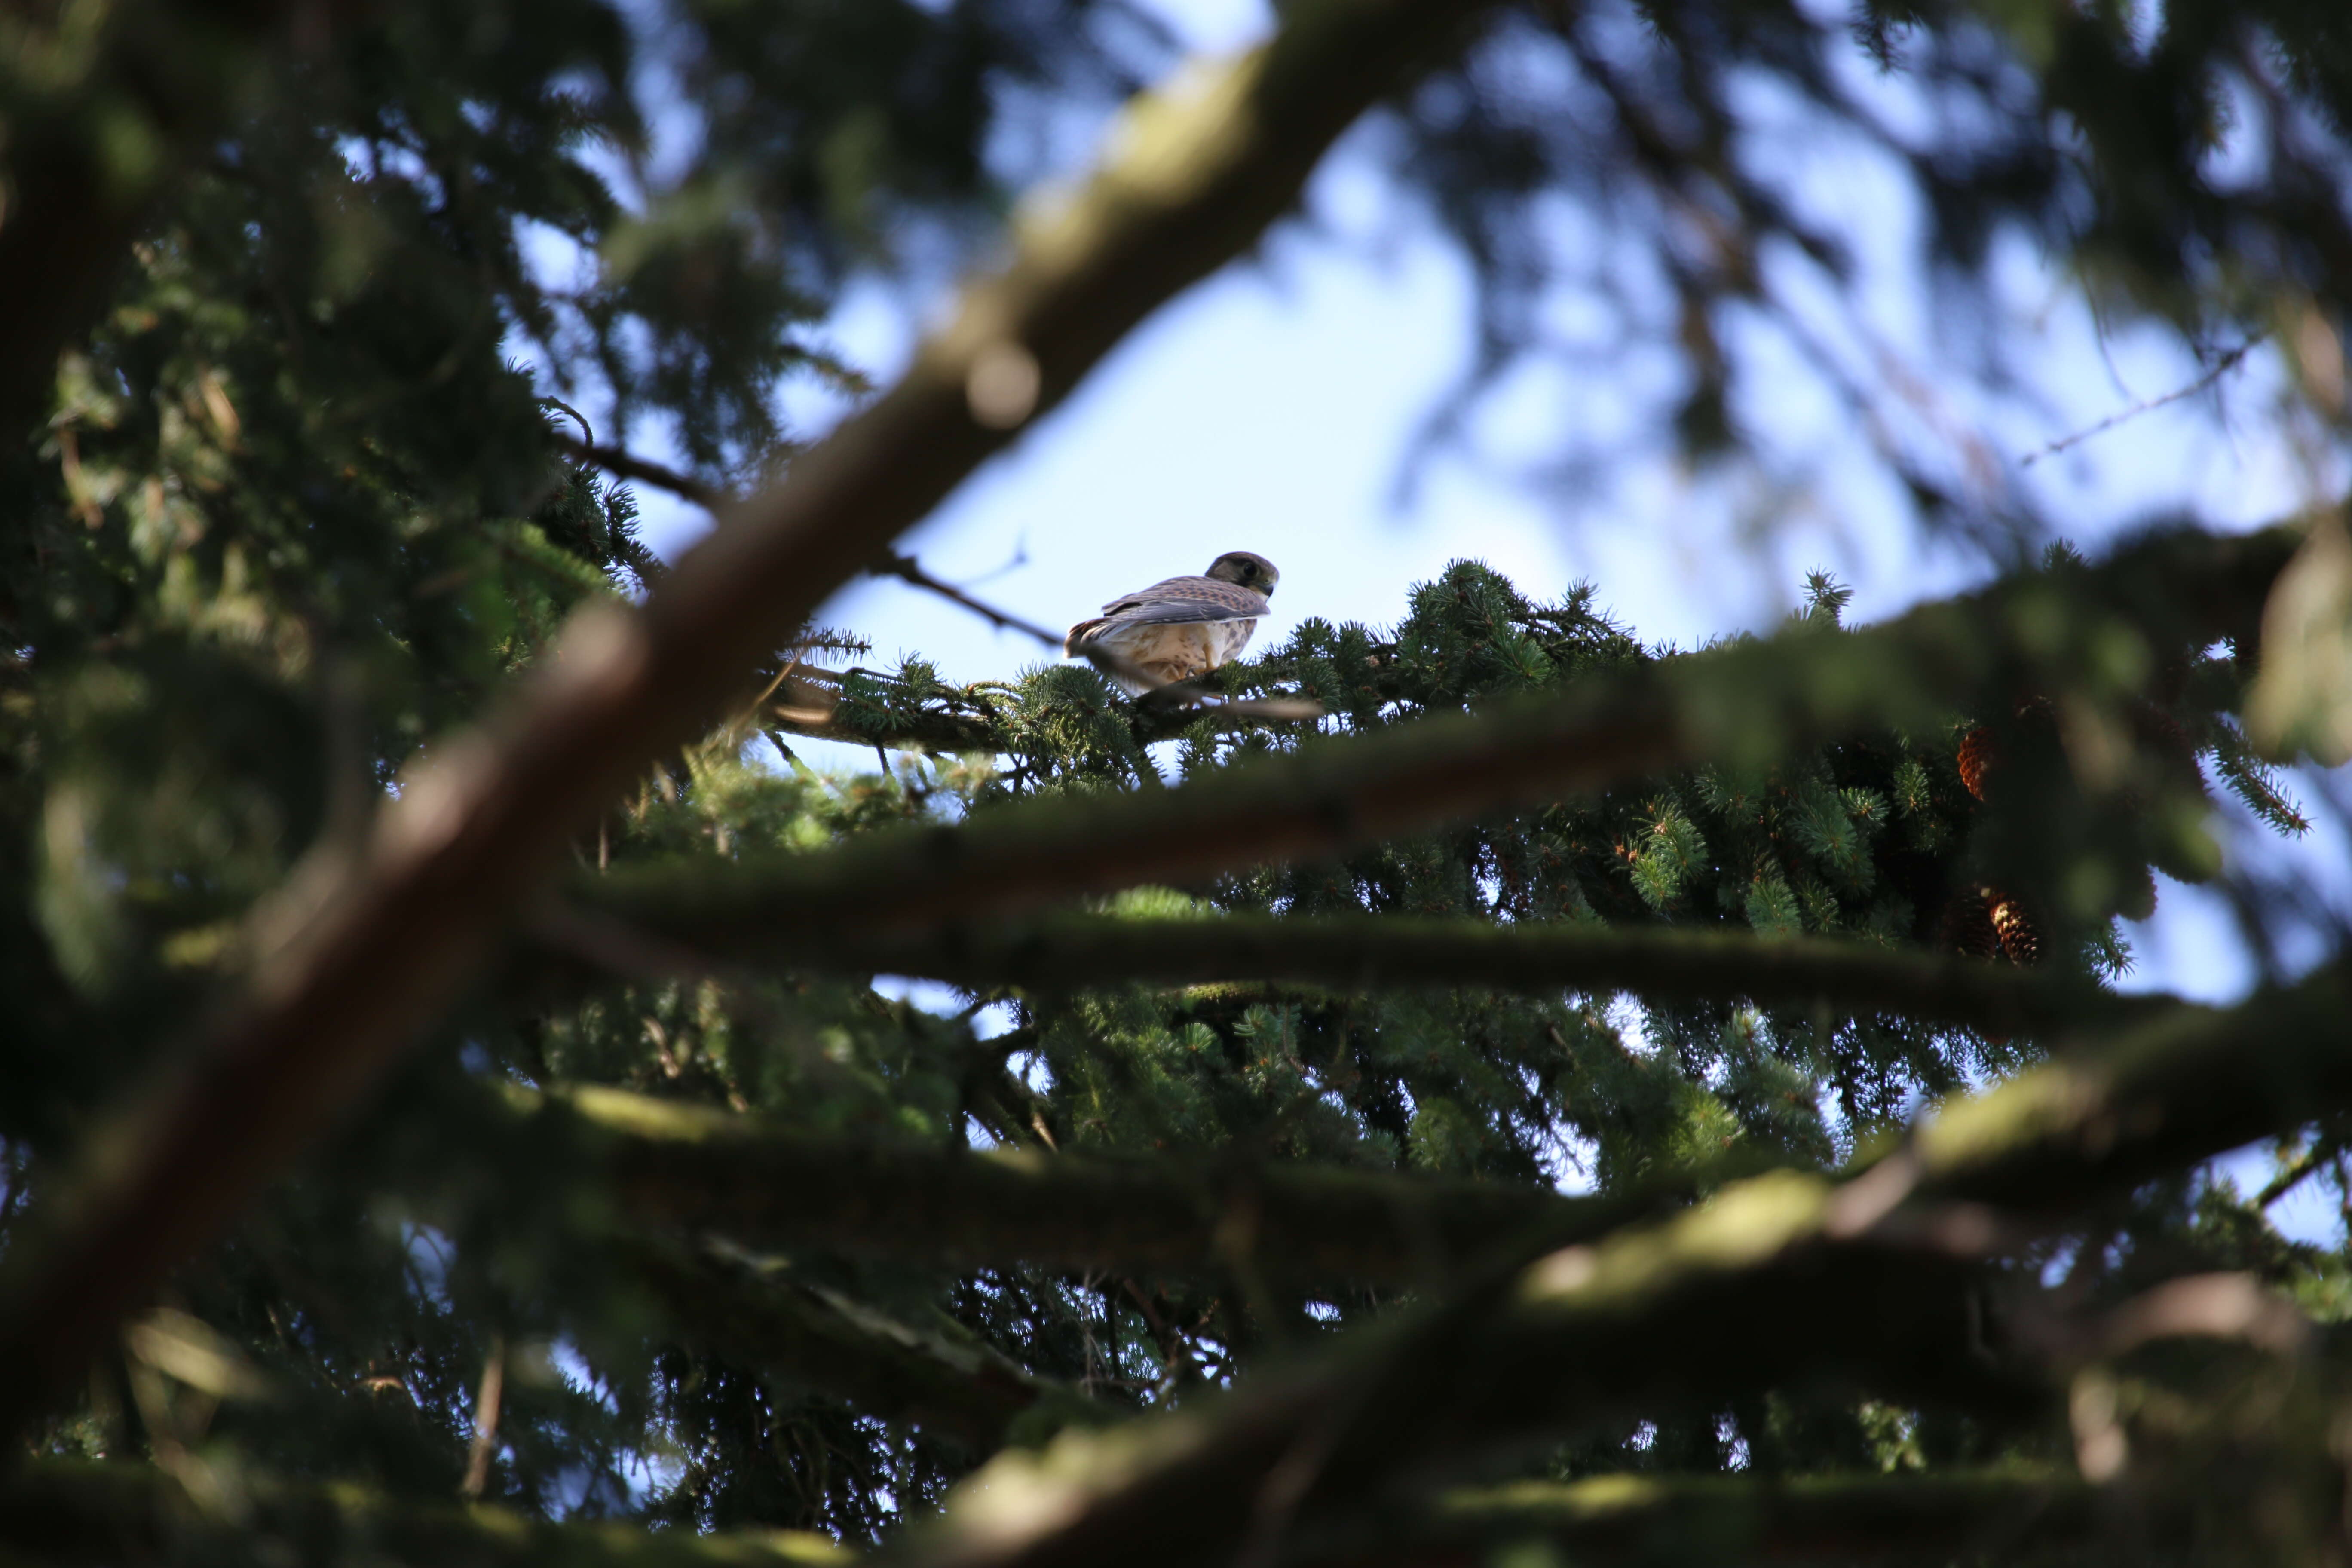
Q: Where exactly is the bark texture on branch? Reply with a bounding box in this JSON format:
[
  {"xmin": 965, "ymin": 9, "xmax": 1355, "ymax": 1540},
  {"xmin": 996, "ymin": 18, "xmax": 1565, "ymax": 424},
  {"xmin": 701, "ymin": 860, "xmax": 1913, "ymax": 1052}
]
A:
[
  {"xmin": 0, "ymin": 0, "xmax": 1501, "ymax": 1440},
  {"xmin": 568, "ymin": 904, "xmax": 2159, "ymax": 1037}
]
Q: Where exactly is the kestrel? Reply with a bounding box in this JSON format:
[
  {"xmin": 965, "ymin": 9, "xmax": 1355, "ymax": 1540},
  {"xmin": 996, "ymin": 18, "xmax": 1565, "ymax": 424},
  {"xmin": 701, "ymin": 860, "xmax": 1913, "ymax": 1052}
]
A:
[{"xmin": 1064, "ymin": 551, "xmax": 1279, "ymax": 695}]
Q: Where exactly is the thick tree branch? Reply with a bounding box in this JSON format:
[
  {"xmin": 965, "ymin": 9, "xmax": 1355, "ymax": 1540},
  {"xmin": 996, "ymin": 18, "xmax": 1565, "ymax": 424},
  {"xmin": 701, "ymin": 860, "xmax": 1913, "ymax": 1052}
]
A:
[
  {"xmin": 567, "ymin": 905, "xmax": 2160, "ymax": 1037},
  {"xmin": 763, "ymin": 666, "xmax": 1294, "ymax": 753},
  {"xmin": 0, "ymin": 1459, "xmax": 843, "ymax": 1567},
  {"xmin": 874, "ymin": 957, "xmax": 2352, "ymax": 1568},
  {"xmin": 890, "ymin": 1185, "xmax": 2042, "ymax": 1568},
  {"xmin": 556, "ymin": 1085, "xmax": 1682, "ymax": 1285},
  {"xmin": 0, "ymin": 0, "xmax": 1501, "ymax": 1440},
  {"xmin": 579, "ymin": 521, "xmax": 2299, "ymax": 946},
  {"xmin": 542, "ymin": 956, "xmax": 2349, "ymax": 1297},
  {"xmin": 627, "ymin": 1237, "xmax": 1087, "ymax": 1453},
  {"xmin": 1905, "ymin": 955, "xmax": 2352, "ymax": 1212},
  {"xmin": 1286, "ymin": 1469, "xmax": 2094, "ymax": 1566}
]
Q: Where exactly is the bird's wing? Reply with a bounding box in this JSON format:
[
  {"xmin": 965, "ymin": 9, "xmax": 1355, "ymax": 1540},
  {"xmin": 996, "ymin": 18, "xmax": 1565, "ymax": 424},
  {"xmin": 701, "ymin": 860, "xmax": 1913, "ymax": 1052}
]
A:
[{"xmin": 1093, "ymin": 575, "xmax": 1270, "ymax": 622}]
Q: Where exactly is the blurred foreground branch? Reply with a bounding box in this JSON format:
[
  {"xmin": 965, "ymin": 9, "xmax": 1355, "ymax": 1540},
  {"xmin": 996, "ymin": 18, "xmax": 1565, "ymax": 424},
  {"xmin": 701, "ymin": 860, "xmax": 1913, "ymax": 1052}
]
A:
[
  {"xmin": 0, "ymin": 0, "xmax": 1499, "ymax": 1439},
  {"xmin": 0, "ymin": 1458, "xmax": 2096, "ymax": 1568},
  {"xmin": 559, "ymin": 906, "xmax": 2160, "ymax": 1038},
  {"xmin": 875, "ymin": 956, "xmax": 2350, "ymax": 1568},
  {"xmin": 0, "ymin": 1459, "xmax": 843, "ymax": 1568},
  {"xmin": 564, "ymin": 948, "xmax": 2342, "ymax": 1289},
  {"xmin": 0, "ymin": 5, "xmax": 325, "ymax": 440},
  {"xmin": 1284, "ymin": 1469, "xmax": 2095, "ymax": 1567},
  {"xmin": 627, "ymin": 1237, "xmax": 1083, "ymax": 1452},
  {"xmin": 555, "ymin": 1084, "xmax": 1669, "ymax": 1284}
]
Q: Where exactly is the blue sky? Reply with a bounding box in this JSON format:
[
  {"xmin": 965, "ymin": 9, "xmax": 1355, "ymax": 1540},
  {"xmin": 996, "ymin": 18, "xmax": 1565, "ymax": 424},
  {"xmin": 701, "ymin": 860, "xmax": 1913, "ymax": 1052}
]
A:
[{"xmin": 595, "ymin": 0, "xmax": 2348, "ymax": 1230}]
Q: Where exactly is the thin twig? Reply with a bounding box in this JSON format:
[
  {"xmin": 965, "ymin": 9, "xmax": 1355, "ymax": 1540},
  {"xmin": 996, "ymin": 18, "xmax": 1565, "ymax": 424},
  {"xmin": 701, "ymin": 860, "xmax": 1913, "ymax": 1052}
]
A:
[
  {"xmin": 541, "ymin": 397, "xmax": 595, "ymax": 448},
  {"xmin": 874, "ymin": 551, "xmax": 1062, "ymax": 647},
  {"xmin": 560, "ymin": 435, "xmax": 733, "ymax": 509},
  {"xmin": 2021, "ymin": 337, "xmax": 2264, "ymax": 467}
]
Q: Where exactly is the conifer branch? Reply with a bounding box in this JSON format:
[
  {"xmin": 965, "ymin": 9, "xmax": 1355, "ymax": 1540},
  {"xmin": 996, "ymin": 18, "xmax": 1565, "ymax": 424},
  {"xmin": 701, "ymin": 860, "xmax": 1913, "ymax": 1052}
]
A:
[
  {"xmin": 1903, "ymin": 955, "xmax": 2352, "ymax": 1211},
  {"xmin": 761, "ymin": 666, "xmax": 1294, "ymax": 753},
  {"xmin": 0, "ymin": 1459, "xmax": 844, "ymax": 1568},
  {"xmin": 0, "ymin": 0, "xmax": 1501, "ymax": 1439},
  {"xmin": 561, "ymin": 436, "xmax": 732, "ymax": 511},
  {"xmin": 763, "ymin": 666, "xmax": 1008, "ymax": 753},
  {"xmin": 575, "ymin": 521, "xmax": 2301, "ymax": 951},
  {"xmin": 576, "ymin": 953, "xmax": 2350, "ymax": 1286},
  {"xmin": 551, "ymin": 1084, "xmax": 1688, "ymax": 1283},
  {"xmin": 1286, "ymin": 1469, "xmax": 2094, "ymax": 1567},
  {"xmin": 568, "ymin": 906, "xmax": 2158, "ymax": 1036},
  {"xmin": 878, "ymin": 958, "xmax": 2352, "ymax": 1568},
  {"xmin": 626, "ymin": 1237, "xmax": 1084, "ymax": 1452},
  {"xmin": 889, "ymin": 1194, "xmax": 2043, "ymax": 1568}
]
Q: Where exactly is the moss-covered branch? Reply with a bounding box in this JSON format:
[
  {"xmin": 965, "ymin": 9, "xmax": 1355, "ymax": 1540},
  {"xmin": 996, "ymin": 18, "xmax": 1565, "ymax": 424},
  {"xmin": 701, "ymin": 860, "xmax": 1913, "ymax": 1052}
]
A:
[
  {"xmin": 570, "ymin": 906, "xmax": 2157, "ymax": 1036},
  {"xmin": 0, "ymin": 1458, "xmax": 2097, "ymax": 1568},
  {"xmin": 888, "ymin": 1179, "xmax": 2043, "ymax": 1568},
  {"xmin": 1286, "ymin": 1469, "xmax": 2094, "ymax": 1566},
  {"xmin": 763, "ymin": 668, "xmax": 1294, "ymax": 755},
  {"xmin": 550, "ymin": 1085, "xmax": 1676, "ymax": 1284},
  {"xmin": 879, "ymin": 958, "xmax": 2351, "ymax": 1568},
  {"xmin": 560, "ymin": 956, "xmax": 2347, "ymax": 1296},
  {"xmin": 0, "ymin": 1459, "xmax": 842, "ymax": 1567},
  {"xmin": 1909, "ymin": 955, "xmax": 2352, "ymax": 1210},
  {"xmin": 766, "ymin": 668, "xmax": 1007, "ymax": 753},
  {"xmin": 627, "ymin": 1238, "xmax": 1085, "ymax": 1452},
  {"xmin": 0, "ymin": 0, "xmax": 1503, "ymax": 1440},
  {"xmin": 580, "ymin": 522, "xmax": 2297, "ymax": 946}
]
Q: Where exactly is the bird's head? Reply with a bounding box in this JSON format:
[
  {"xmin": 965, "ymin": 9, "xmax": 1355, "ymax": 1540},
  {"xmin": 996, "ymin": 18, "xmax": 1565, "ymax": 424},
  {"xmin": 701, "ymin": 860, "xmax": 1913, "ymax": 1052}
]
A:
[{"xmin": 1206, "ymin": 551, "xmax": 1279, "ymax": 596}]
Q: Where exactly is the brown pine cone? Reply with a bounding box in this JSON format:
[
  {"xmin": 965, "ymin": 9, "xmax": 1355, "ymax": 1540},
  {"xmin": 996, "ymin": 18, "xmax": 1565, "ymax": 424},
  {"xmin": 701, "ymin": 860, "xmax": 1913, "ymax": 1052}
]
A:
[
  {"xmin": 1988, "ymin": 891, "xmax": 2041, "ymax": 966},
  {"xmin": 1957, "ymin": 725, "xmax": 1998, "ymax": 801},
  {"xmin": 1942, "ymin": 885, "xmax": 2043, "ymax": 965}
]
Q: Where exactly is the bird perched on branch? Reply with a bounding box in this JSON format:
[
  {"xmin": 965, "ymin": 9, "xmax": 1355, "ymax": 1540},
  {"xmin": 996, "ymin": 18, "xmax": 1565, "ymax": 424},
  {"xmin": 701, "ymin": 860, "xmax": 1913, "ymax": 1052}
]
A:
[{"xmin": 1064, "ymin": 551, "xmax": 1279, "ymax": 695}]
